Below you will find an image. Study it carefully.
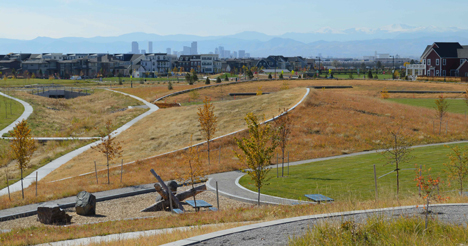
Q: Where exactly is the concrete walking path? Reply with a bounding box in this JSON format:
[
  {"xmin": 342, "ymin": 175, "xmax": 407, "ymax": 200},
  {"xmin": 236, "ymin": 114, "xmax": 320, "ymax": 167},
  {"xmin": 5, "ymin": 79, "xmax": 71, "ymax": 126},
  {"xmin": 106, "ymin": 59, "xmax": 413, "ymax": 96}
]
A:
[
  {"xmin": 0, "ymin": 89, "xmax": 159, "ymax": 196},
  {"xmin": 0, "ymin": 91, "xmax": 34, "ymax": 137}
]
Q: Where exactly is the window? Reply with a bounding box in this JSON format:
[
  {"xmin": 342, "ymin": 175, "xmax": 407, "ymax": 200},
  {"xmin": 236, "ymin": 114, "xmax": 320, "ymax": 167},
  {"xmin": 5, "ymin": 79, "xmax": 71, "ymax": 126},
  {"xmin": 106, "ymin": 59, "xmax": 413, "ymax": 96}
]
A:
[
  {"xmin": 427, "ymin": 59, "xmax": 431, "ymax": 65},
  {"xmin": 443, "ymin": 70, "xmax": 446, "ymax": 76},
  {"xmin": 436, "ymin": 59, "xmax": 439, "ymax": 65},
  {"xmin": 443, "ymin": 59, "xmax": 446, "ymax": 65},
  {"xmin": 436, "ymin": 70, "xmax": 439, "ymax": 76}
]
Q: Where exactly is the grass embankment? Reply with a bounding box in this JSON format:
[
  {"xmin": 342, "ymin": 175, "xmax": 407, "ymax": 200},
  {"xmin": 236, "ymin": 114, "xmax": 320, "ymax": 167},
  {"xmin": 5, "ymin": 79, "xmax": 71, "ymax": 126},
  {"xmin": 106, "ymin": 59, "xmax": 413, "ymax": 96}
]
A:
[
  {"xmin": 289, "ymin": 216, "xmax": 468, "ymax": 246},
  {"xmin": 240, "ymin": 142, "xmax": 468, "ymax": 201},
  {"xmin": 0, "ymin": 140, "xmax": 94, "ymax": 190},
  {"xmin": 43, "ymin": 88, "xmax": 306, "ymax": 182},
  {"xmin": 389, "ymin": 98, "xmax": 468, "ymax": 114},
  {"xmin": 3, "ymin": 196, "xmax": 468, "ymax": 246},
  {"xmin": 13, "ymin": 90, "xmax": 146, "ymax": 137},
  {"xmin": 0, "ymin": 94, "xmax": 24, "ymax": 130},
  {"xmin": 3, "ymin": 84, "xmax": 468, "ymax": 210}
]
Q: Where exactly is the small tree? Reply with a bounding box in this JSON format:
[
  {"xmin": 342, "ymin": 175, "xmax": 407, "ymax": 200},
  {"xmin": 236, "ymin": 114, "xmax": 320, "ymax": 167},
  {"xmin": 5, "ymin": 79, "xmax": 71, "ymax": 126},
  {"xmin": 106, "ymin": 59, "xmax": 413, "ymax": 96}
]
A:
[
  {"xmin": 205, "ymin": 77, "xmax": 210, "ymax": 85},
  {"xmin": 176, "ymin": 136, "xmax": 205, "ymax": 209},
  {"xmin": 435, "ymin": 95, "xmax": 449, "ymax": 135},
  {"xmin": 381, "ymin": 87, "xmax": 389, "ymax": 99},
  {"xmin": 268, "ymin": 73, "xmax": 272, "ymax": 79},
  {"xmin": 415, "ymin": 165, "xmax": 447, "ymax": 229},
  {"xmin": 279, "ymin": 73, "xmax": 284, "ymax": 79},
  {"xmin": 191, "ymin": 69, "xmax": 198, "ymax": 82},
  {"xmin": 225, "ymin": 74, "xmax": 229, "ymax": 81},
  {"xmin": 185, "ymin": 73, "xmax": 193, "ymax": 85},
  {"xmin": 367, "ymin": 70, "xmax": 373, "ymax": 79},
  {"xmin": 91, "ymin": 120, "xmax": 123, "ymax": 184},
  {"xmin": 444, "ymin": 145, "xmax": 468, "ymax": 194},
  {"xmin": 235, "ymin": 113, "xmax": 279, "ymax": 205},
  {"xmin": 216, "ymin": 77, "xmax": 221, "ymax": 83},
  {"xmin": 10, "ymin": 120, "xmax": 36, "ymax": 199},
  {"xmin": 256, "ymin": 86, "xmax": 262, "ymax": 96},
  {"xmin": 197, "ymin": 97, "xmax": 217, "ymax": 166},
  {"xmin": 380, "ymin": 125, "xmax": 413, "ymax": 196},
  {"xmin": 348, "ymin": 73, "xmax": 354, "ymax": 79},
  {"xmin": 168, "ymin": 81, "xmax": 173, "ymax": 90},
  {"xmin": 274, "ymin": 109, "xmax": 292, "ymax": 177}
]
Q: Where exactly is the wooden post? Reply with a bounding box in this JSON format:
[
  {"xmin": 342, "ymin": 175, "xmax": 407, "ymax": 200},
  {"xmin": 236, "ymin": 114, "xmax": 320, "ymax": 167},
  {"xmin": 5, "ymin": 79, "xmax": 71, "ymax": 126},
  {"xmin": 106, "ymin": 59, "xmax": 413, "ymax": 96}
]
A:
[
  {"xmin": 169, "ymin": 188, "xmax": 174, "ymax": 213},
  {"xmin": 94, "ymin": 161, "xmax": 98, "ymax": 184},
  {"xmin": 419, "ymin": 165, "xmax": 422, "ymax": 197},
  {"xmin": 150, "ymin": 169, "xmax": 184, "ymax": 212},
  {"xmin": 373, "ymin": 165, "xmax": 378, "ymax": 201},
  {"xmin": 216, "ymin": 181, "xmax": 219, "ymax": 210},
  {"xmin": 35, "ymin": 172, "xmax": 38, "ymax": 197},
  {"xmin": 6, "ymin": 174, "xmax": 10, "ymax": 201},
  {"xmin": 120, "ymin": 159, "xmax": 123, "ymax": 183}
]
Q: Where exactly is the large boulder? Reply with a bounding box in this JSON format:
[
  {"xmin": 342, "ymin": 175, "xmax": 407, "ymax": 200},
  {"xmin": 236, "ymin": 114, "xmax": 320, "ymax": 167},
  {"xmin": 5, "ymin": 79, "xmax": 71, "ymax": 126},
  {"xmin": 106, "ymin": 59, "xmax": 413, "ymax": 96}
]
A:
[
  {"xmin": 75, "ymin": 191, "xmax": 96, "ymax": 216},
  {"xmin": 37, "ymin": 203, "xmax": 72, "ymax": 224}
]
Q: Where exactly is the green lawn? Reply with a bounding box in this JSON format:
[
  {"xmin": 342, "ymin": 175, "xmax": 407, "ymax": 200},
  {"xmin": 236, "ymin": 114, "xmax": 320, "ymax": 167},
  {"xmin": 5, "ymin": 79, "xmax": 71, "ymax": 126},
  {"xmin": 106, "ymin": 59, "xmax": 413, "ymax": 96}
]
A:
[
  {"xmin": 0, "ymin": 78, "xmax": 98, "ymax": 87},
  {"xmin": 389, "ymin": 98, "xmax": 468, "ymax": 114},
  {"xmin": 239, "ymin": 143, "xmax": 467, "ymax": 201},
  {"xmin": 333, "ymin": 74, "xmax": 394, "ymax": 79},
  {"xmin": 0, "ymin": 95, "xmax": 24, "ymax": 130}
]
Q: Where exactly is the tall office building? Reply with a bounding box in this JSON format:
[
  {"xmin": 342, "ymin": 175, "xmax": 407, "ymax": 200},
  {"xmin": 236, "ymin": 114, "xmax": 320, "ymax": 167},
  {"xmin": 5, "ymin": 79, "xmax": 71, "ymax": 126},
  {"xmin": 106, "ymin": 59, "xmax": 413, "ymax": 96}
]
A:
[
  {"xmin": 245, "ymin": 53, "xmax": 251, "ymax": 58},
  {"xmin": 131, "ymin": 41, "xmax": 139, "ymax": 54},
  {"xmin": 233, "ymin": 51, "xmax": 238, "ymax": 59},
  {"xmin": 191, "ymin": 41, "xmax": 198, "ymax": 55},
  {"xmin": 238, "ymin": 50, "xmax": 245, "ymax": 58},
  {"xmin": 215, "ymin": 47, "xmax": 219, "ymax": 55},
  {"xmin": 141, "ymin": 49, "xmax": 146, "ymax": 54},
  {"xmin": 183, "ymin": 46, "xmax": 191, "ymax": 55},
  {"xmin": 166, "ymin": 48, "xmax": 171, "ymax": 55},
  {"xmin": 224, "ymin": 50, "xmax": 231, "ymax": 58},
  {"xmin": 218, "ymin": 46, "xmax": 224, "ymax": 58},
  {"xmin": 148, "ymin": 41, "xmax": 153, "ymax": 53}
]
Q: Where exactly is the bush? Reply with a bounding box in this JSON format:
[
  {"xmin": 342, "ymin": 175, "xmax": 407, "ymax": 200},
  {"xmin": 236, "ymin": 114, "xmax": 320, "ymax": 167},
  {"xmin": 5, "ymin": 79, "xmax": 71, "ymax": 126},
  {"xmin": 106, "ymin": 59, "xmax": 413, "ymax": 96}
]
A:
[
  {"xmin": 367, "ymin": 70, "xmax": 373, "ymax": 79},
  {"xmin": 268, "ymin": 73, "xmax": 272, "ymax": 79},
  {"xmin": 205, "ymin": 77, "xmax": 210, "ymax": 85},
  {"xmin": 216, "ymin": 77, "xmax": 221, "ymax": 83},
  {"xmin": 225, "ymin": 74, "xmax": 229, "ymax": 81},
  {"xmin": 348, "ymin": 73, "xmax": 354, "ymax": 79},
  {"xmin": 168, "ymin": 81, "xmax": 173, "ymax": 90},
  {"xmin": 374, "ymin": 74, "xmax": 379, "ymax": 79},
  {"xmin": 279, "ymin": 73, "xmax": 284, "ymax": 79}
]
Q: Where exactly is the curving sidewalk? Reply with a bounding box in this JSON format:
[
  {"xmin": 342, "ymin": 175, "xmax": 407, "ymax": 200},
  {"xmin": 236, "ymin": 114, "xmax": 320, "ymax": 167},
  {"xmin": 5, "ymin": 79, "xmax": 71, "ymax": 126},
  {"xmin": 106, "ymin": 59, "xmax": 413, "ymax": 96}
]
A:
[
  {"xmin": 0, "ymin": 91, "xmax": 34, "ymax": 137},
  {"xmin": 0, "ymin": 89, "xmax": 159, "ymax": 196}
]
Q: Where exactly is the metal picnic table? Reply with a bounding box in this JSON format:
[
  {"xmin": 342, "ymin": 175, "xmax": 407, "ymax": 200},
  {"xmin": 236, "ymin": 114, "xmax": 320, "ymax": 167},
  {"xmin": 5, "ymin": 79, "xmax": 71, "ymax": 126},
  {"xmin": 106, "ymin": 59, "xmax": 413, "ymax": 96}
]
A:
[
  {"xmin": 304, "ymin": 194, "xmax": 334, "ymax": 204},
  {"xmin": 185, "ymin": 200, "xmax": 213, "ymax": 212}
]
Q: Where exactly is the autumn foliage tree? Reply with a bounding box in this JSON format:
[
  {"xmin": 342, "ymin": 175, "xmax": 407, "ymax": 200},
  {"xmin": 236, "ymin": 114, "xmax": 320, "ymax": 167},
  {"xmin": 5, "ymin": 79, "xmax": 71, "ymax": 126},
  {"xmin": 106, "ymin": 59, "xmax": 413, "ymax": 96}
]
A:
[
  {"xmin": 197, "ymin": 97, "xmax": 217, "ymax": 166},
  {"xmin": 444, "ymin": 145, "xmax": 468, "ymax": 194},
  {"xmin": 274, "ymin": 108, "xmax": 292, "ymax": 177},
  {"xmin": 91, "ymin": 120, "xmax": 123, "ymax": 184},
  {"xmin": 415, "ymin": 165, "xmax": 447, "ymax": 229},
  {"xmin": 235, "ymin": 113, "xmax": 279, "ymax": 205},
  {"xmin": 435, "ymin": 95, "xmax": 449, "ymax": 135},
  {"xmin": 176, "ymin": 135, "xmax": 205, "ymax": 209},
  {"xmin": 10, "ymin": 119, "xmax": 36, "ymax": 199}
]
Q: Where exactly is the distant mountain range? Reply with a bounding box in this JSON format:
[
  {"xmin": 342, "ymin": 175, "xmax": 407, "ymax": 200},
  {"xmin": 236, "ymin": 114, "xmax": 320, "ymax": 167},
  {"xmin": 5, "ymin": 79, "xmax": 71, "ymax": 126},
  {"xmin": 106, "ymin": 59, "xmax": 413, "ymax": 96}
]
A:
[{"xmin": 0, "ymin": 24, "xmax": 467, "ymax": 58}]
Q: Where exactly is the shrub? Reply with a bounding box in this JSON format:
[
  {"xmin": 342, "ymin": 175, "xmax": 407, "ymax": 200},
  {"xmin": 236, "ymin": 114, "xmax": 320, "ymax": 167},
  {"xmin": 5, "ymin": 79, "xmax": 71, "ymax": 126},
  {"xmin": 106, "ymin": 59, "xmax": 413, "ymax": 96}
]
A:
[
  {"xmin": 225, "ymin": 74, "xmax": 229, "ymax": 81},
  {"xmin": 349, "ymin": 73, "xmax": 354, "ymax": 79},
  {"xmin": 168, "ymin": 81, "xmax": 173, "ymax": 90},
  {"xmin": 279, "ymin": 73, "xmax": 284, "ymax": 79},
  {"xmin": 367, "ymin": 70, "xmax": 373, "ymax": 79},
  {"xmin": 216, "ymin": 77, "xmax": 221, "ymax": 83},
  {"xmin": 205, "ymin": 77, "xmax": 210, "ymax": 85},
  {"xmin": 268, "ymin": 73, "xmax": 272, "ymax": 79}
]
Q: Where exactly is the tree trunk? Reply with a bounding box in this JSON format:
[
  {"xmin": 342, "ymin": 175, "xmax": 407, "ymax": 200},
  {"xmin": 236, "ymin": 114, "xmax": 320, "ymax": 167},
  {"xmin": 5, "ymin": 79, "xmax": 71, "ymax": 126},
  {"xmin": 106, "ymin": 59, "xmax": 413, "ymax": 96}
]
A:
[
  {"xmin": 439, "ymin": 118, "xmax": 442, "ymax": 135},
  {"xmin": 207, "ymin": 139, "xmax": 210, "ymax": 166},
  {"xmin": 425, "ymin": 196, "xmax": 429, "ymax": 229},
  {"xmin": 141, "ymin": 184, "xmax": 206, "ymax": 212},
  {"xmin": 21, "ymin": 168, "xmax": 24, "ymax": 199},
  {"xmin": 107, "ymin": 153, "xmax": 110, "ymax": 184},
  {"xmin": 282, "ymin": 148, "xmax": 285, "ymax": 177},
  {"xmin": 258, "ymin": 187, "xmax": 261, "ymax": 206}
]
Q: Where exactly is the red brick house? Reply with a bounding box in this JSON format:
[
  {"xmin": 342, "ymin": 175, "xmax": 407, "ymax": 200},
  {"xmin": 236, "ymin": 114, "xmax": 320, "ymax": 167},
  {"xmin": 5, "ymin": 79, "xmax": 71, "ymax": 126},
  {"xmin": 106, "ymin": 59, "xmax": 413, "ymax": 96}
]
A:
[
  {"xmin": 421, "ymin": 42, "xmax": 468, "ymax": 77},
  {"xmin": 458, "ymin": 60, "xmax": 468, "ymax": 77}
]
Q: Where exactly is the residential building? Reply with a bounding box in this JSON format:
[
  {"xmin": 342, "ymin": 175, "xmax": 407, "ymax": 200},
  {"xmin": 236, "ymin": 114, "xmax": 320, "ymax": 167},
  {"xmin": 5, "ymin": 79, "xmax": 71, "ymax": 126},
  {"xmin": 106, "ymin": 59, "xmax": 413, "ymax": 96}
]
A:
[
  {"xmin": 421, "ymin": 42, "xmax": 468, "ymax": 77},
  {"xmin": 200, "ymin": 54, "xmax": 219, "ymax": 73}
]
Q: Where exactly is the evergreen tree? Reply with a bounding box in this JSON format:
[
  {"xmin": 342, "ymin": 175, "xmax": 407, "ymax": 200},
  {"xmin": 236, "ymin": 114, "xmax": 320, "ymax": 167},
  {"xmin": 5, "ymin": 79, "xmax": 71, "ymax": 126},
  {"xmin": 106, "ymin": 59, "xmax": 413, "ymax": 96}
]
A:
[
  {"xmin": 168, "ymin": 81, "xmax": 173, "ymax": 90},
  {"xmin": 225, "ymin": 74, "xmax": 229, "ymax": 81},
  {"xmin": 205, "ymin": 77, "xmax": 210, "ymax": 84},
  {"xmin": 192, "ymin": 70, "xmax": 198, "ymax": 82},
  {"xmin": 185, "ymin": 73, "xmax": 193, "ymax": 85},
  {"xmin": 279, "ymin": 73, "xmax": 284, "ymax": 79},
  {"xmin": 268, "ymin": 73, "xmax": 272, "ymax": 79},
  {"xmin": 216, "ymin": 77, "xmax": 221, "ymax": 83},
  {"xmin": 367, "ymin": 70, "xmax": 373, "ymax": 79}
]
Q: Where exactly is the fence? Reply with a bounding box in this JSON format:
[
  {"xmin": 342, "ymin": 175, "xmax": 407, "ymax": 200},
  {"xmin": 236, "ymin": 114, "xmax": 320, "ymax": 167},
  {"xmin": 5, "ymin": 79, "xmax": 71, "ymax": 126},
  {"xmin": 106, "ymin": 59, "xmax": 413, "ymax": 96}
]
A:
[{"xmin": 417, "ymin": 76, "xmax": 468, "ymax": 82}]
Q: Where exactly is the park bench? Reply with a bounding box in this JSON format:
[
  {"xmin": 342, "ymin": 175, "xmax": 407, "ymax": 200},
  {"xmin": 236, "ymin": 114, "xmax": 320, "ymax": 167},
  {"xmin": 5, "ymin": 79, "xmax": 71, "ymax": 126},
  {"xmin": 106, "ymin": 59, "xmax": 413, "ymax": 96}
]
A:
[
  {"xmin": 185, "ymin": 200, "xmax": 213, "ymax": 212},
  {"xmin": 304, "ymin": 194, "xmax": 334, "ymax": 204}
]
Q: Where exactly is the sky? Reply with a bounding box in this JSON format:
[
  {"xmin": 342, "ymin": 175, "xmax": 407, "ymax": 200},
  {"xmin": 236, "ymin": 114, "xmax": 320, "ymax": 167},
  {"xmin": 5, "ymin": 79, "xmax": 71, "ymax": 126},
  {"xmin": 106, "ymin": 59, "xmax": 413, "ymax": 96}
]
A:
[{"xmin": 1, "ymin": 0, "xmax": 467, "ymax": 39}]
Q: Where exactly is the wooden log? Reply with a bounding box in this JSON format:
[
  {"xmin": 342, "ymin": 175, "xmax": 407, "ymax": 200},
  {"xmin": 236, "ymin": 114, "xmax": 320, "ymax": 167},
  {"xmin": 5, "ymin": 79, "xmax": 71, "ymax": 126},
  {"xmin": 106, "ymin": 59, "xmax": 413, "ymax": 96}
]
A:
[{"xmin": 141, "ymin": 184, "xmax": 207, "ymax": 212}]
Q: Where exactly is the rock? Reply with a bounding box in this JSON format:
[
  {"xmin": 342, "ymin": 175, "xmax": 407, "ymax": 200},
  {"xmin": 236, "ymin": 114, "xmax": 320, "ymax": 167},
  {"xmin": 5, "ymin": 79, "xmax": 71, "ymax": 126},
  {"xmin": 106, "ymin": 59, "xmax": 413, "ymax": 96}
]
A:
[
  {"xmin": 75, "ymin": 191, "xmax": 96, "ymax": 216},
  {"xmin": 37, "ymin": 203, "xmax": 72, "ymax": 224}
]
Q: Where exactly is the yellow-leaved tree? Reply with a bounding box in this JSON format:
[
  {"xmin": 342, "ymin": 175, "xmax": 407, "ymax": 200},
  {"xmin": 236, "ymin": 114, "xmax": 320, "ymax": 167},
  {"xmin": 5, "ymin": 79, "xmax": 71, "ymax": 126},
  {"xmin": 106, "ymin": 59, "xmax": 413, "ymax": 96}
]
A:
[
  {"xmin": 235, "ymin": 113, "xmax": 279, "ymax": 205},
  {"xmin": 435, "ymin": 95, "xmax": 449, "ymax": 135},
  {"xmin": 274, "ymin": 108, "xmax": 292, "ymax": 177},
  {"xmin": 444, "ymin": 145, "xmax": 468, "ymax": 194},
  {"xmin": 91, "ymin": 120, "xmax": 123, "ymax": 184},
  {"xmin": 10, "ymin": 119, "xmax": 36, "ymax": 199},
  {"xmin": 197, "ymin": 97, "xmax": 217, "ymax": 166},
  {"xmin": 176, "ymin": 135, "xmax": 205, "ymax": 209}
]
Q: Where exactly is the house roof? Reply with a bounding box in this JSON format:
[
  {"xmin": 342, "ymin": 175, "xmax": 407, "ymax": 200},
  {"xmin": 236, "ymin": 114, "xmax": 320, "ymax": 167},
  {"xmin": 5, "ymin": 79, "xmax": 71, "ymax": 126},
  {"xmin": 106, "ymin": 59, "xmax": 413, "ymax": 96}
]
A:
[
  {"xmin": 432, "ymin": 42, "xmax": 463, "ymax": 58},
  {"xmin": 457, "ymin": 60, "xmax": 468, "ymax": 70},
  {"xmin": 457, "ymin": 48, "xmax": 468, "ymax": 59}
]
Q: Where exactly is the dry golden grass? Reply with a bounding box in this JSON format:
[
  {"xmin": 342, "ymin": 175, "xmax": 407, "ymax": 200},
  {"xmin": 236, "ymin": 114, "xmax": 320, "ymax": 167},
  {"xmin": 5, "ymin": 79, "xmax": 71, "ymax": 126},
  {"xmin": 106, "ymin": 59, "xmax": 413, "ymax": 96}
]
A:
[
  {"xmin": 2, "ymin": 195, "xmax": 468, "ymax": 246},
  {"xmin": 42, "ymin": 88, "xmax": 306, "ymax": 182},
  {"xmin": 167, "ymin": 79, "xmax": 468, "ymax": 104},
  {"xmin": 14, "ymin": 90, "xmax": 147, "ymax": 137}
]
